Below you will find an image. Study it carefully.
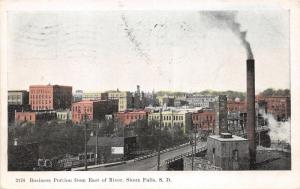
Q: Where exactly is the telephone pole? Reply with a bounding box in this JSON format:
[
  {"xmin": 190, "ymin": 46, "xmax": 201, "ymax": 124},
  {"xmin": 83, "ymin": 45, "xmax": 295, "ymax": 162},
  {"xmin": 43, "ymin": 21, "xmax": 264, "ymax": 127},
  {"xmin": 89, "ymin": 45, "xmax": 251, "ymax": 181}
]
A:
[
  {"xmin": 191, "ymin": 124, "xmax": 197, "ymax": 170},
  {"xmin": 84, "ymin": 112, "xmax": 88, "ymax": 171},
  {"xmin": 95, "ymin": 122, "xmax": 99, "ymax": 165}
]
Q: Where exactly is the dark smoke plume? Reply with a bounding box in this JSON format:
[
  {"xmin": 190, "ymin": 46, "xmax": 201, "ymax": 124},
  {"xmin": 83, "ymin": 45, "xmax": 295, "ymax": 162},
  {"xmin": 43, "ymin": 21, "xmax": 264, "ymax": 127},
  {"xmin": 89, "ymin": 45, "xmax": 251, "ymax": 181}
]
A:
[{"xmin": 201, "ymin": 11, "xmax": 253, "ymax": 59}]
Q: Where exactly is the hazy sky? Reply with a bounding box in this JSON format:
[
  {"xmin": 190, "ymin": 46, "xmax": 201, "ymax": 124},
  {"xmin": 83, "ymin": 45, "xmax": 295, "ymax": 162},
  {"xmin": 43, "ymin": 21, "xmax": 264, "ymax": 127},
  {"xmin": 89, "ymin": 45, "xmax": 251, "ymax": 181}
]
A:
[{"xmin": 7, "ymin": 10, "xmax": 290, "ymax": 93}]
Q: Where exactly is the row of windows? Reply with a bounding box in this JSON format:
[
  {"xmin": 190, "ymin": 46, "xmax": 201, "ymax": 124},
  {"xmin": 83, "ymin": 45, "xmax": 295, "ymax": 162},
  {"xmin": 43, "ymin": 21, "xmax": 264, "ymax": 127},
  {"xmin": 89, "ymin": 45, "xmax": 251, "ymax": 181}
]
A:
[
  {"xmin": 73, "ymin": 114, "xmax": 92, "ymax": 120},
  {"xmin": 161, "ymin": 122, "xmax": 184, "ymax": 127},
  {"xmin": 125, "ymin": 114, "xmax": 146, "ymax": 120},
  {"xmin": 31, "ymin": 100, "xmax": 52, "ymax": 105},
  {"xmin": 228, "ymin": 107, "xmax": 245, "ymax": 111},
  {"xmin": 17, "ymin": 115, "xmax": 33, "ymax": 121},
  {"xmin": 30, "ymin": 95, "xmax": 52, "ymax": 99},
  {"xmin": 193, "ymin": 120, "xmax": 215, "ymax": 123},
  {"xmin": 149, "ymin": 115, "xmax": 184, "ymax": 121},
  {"xmin": 8, "ymin": 95, "xmax": 22, "ymax": 100},
  {"xmin": 72, "ymin": 106, "xmax": 92, "ymax": 112},
  {"xmin": 32, "ymin": 106, "xmax": 52, "ymax": 110},
  {"xmin": 195, "ymin": 123, "xmax": 215, "ymax": 127},
  {"xmin": 192, "ymin": 115, "xmax": 214, "ymax": 121},
  {"xmin": 30, "ymin": 89, "xmax": 52, "ymax": 93},
  {"xmin": 57, "ymin": 114, "xmax": 70, "ymax": 119}
]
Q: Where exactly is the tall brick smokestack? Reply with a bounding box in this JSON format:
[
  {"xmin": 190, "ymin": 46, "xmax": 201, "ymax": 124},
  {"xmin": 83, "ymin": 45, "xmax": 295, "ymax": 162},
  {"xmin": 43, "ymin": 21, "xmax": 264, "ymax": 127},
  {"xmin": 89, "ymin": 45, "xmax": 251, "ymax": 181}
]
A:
[{"xmin": 247, "ymin": 59, "xmax": 256, "ymax": 169}]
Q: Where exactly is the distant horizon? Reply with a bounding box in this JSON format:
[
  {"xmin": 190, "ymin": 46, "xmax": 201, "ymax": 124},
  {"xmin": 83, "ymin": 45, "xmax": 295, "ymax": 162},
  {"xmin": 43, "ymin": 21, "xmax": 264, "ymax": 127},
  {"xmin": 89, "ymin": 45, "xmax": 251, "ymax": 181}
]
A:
[{"xmin": 7, "ymin": 85, "xmax": 290, "ymax": 95}]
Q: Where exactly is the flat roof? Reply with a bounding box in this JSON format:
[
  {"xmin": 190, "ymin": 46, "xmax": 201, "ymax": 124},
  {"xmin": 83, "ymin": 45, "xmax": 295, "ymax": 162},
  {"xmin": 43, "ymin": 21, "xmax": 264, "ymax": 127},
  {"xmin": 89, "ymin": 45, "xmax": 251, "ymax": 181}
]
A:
[
  {"xmin": 29, "ymin": 85, "xmax": 72, "ymax": 88},
  {"xmin": 8, "ymin": 90, "xmax": 28, "ymax": 93},
  {"xmin": 209, "ymin": 135, "xmax": 248, "ymax": 142}
]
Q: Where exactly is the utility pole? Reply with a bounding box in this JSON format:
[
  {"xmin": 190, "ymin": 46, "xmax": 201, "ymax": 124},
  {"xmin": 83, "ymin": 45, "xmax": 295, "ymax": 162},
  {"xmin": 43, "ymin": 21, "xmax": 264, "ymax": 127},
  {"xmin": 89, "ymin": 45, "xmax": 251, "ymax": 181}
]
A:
[
  {"xmin": 84, "ymin": 112, "xmax": 88, "ymax": 171},
  {"xmin": 191, "ymin": 124, "xmax": 195, "ymax": 170},
  {"xmin": 95, "ymin": 122, "xmax": 99, "ymax": 165},
  {"xmin": 157, "ymin": 108, "xmax": 162, "ymax": 171},
  {"xmin": 191, "ymin": 124, "xmax": 197, "ymax": 170}
]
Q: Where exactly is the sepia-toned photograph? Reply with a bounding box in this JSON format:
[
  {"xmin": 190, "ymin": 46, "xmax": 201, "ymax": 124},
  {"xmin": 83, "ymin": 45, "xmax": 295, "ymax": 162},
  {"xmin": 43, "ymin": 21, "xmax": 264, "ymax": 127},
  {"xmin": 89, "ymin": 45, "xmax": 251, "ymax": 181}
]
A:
[{"xmin": 5, "ymin": 9, "xmax": 291, "ymax": 172}]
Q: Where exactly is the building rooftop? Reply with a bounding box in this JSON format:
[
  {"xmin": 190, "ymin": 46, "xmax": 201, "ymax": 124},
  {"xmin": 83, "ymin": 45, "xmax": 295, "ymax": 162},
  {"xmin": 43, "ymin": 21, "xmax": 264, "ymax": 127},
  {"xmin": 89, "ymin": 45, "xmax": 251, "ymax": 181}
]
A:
[
  {"xmin": 8, "ymin": 90, "xmax": 28, "ymax": 93},
  {"xmin": 29, "ymin": 84, "xmax": 72, "ymax": 88},
  {"xmin": 118, "ymin": 110, "xmax": 147, "ymax": 114},
  {"xmin": 73, "ymin": 100, "xmax": 113, "ymax": 104},
  {"xmin": 209, "ymin": 134, "xmax": 248, "ymax": 142},
  {"xmin": 87, "ymin": 136, "xmax": 124, "ymax": 147}
]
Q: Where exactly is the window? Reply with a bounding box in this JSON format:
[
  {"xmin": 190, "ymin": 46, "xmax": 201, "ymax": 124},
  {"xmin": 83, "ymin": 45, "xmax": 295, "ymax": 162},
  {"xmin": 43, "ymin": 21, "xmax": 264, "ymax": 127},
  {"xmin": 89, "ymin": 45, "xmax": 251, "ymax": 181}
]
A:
[{"xmin": 232, "ymin": 150, "xmax": 238, "ymax": 161}]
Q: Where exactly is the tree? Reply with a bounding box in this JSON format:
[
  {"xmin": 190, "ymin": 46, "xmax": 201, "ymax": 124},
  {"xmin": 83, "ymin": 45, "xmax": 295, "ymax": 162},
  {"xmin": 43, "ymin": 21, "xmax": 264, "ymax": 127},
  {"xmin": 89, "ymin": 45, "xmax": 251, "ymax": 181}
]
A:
[{"xmin": 8, "ymin": 121, "xmax": 86, "ymax": 159}]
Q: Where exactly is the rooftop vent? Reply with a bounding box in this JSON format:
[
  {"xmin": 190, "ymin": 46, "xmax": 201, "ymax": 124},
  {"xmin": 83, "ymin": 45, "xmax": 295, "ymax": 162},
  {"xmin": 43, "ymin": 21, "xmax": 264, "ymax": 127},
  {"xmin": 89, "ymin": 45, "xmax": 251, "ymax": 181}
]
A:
[{"xmin": 220, "ymin": 133, "xmax": 232, "ymax": 139}]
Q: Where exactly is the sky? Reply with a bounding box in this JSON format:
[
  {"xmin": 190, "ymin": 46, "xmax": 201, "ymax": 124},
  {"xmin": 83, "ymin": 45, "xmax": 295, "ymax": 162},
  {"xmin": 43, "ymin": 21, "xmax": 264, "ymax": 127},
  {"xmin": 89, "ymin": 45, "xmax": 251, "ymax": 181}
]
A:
[{"xmin": 7, "ymin": 10, "xmax": 290, "ymax": 93}]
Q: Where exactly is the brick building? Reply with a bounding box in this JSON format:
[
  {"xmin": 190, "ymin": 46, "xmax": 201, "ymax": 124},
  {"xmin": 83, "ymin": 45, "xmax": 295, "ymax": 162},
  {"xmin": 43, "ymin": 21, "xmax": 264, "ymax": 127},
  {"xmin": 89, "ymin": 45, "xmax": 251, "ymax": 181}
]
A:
[
  {"xmin": 29, "ymin": 85, "xmax": 72, "ymax": 111},
  {"xmin": 227, "ymin": 99, "xmax": 246, "ymax": 113},
  {"xmin": 264, "ymin": 96, "xmax": 291, "ymax": 121},
  {"xmin": 15, "ymin": 111, "xmax": 57, "ymax": 124},
  {"xmin": 115, "ymin": 110, "xmax": 148, "ymax": 127},
  {"xmin": 192, "ymin": 110, "xmax": 216, "ymax": 133},
  {"xmin": 71, "ymin": 100, "xmax": 118, "ymax": 124}
]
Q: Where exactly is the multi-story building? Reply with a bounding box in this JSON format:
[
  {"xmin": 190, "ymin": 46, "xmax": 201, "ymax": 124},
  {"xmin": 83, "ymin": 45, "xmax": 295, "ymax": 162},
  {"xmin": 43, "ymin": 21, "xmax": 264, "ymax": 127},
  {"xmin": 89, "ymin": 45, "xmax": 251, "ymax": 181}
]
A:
[
  {"xmin": 264, "ymin": 96, "xmax": 291, "ymax": 121},
  {"xmin": 148, "ymin": 110, "xmax": 192, "ymax": 133},
  {"xmin": 157, "ymin": 95, "xmax": 175, "ymax": 107},
  {"xmin": 82, "ymin": 91, "xmax": 108, "ymax": 101},
  {"xmin": 8, "ymin": 90, "xmax": 29, "ymax": 105},
  {"xmin": 8, "ymin": 90, "xmax": 30, "ymax": 123},
  {"xmin": 107, "ymin": 90, "xmax": 133, "ymax": 112},
  {"xmin": 71, "ymin": 100, "xmax": 118, "ymax": 124},
  {"xmin": 174, "ymin": 99, "xmax": 188, "ymax": 107},
  {"xmin": 29, "ymin": 85, "xmax": 72, "ymax": 111},
  {"xmin": 192, "ymin": 110, "xmax": 216, "ymax": 133},
  {"xmin": 115, "ymin": 110, "xmax": 148, "ymax": 127},
  {"xmin": 186, "ymin": 95, "xmax": 216, "ymax": 108},
  {"xmin": 227, "ymin": 99, "xmax": 246, "ymax": 113},
  {"xmin": 15, "ymin": 111, "xmax": 57, "ymax": 124}
]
